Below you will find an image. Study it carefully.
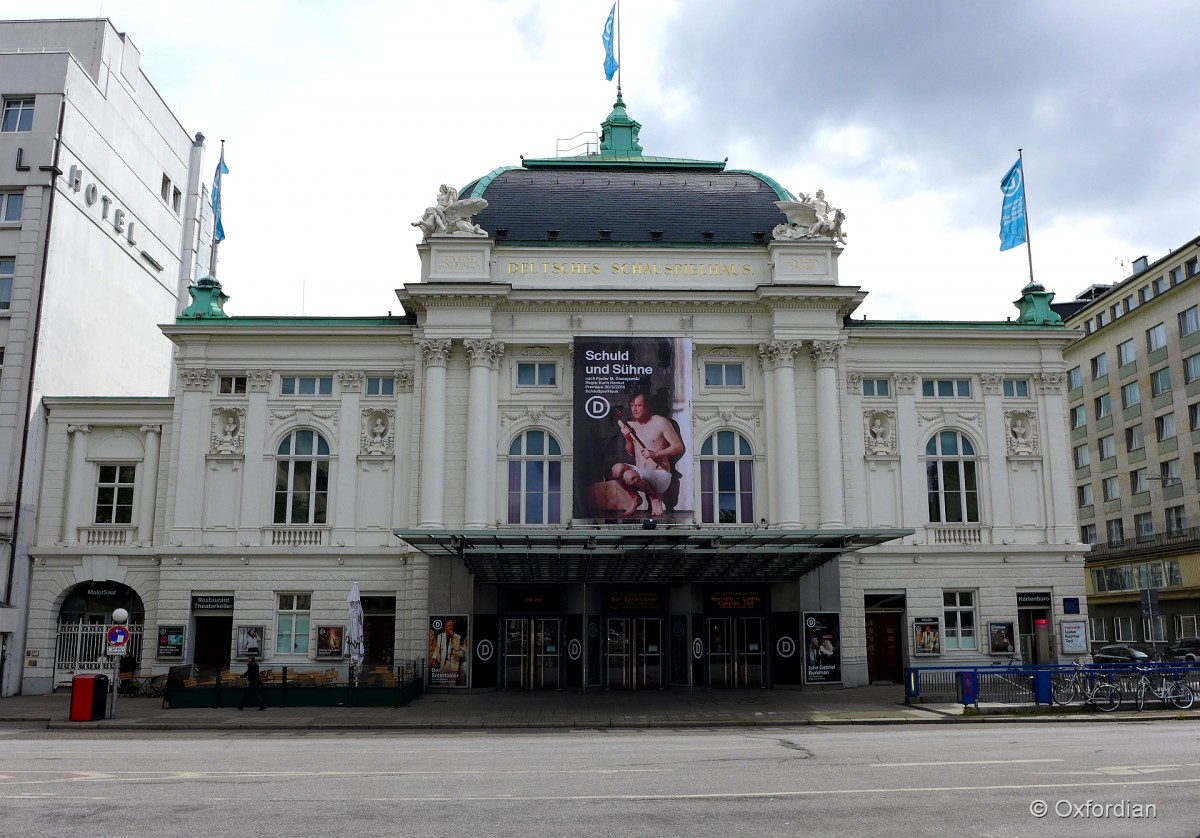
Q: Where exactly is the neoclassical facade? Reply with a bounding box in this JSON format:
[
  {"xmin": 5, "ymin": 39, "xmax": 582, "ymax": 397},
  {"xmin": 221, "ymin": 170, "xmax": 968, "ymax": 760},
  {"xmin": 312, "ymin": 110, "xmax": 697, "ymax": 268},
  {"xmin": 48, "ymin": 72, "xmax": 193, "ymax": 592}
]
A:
[{"xmin": 21, "ymin": 100, "xmax": 1086, "ymax": 694}]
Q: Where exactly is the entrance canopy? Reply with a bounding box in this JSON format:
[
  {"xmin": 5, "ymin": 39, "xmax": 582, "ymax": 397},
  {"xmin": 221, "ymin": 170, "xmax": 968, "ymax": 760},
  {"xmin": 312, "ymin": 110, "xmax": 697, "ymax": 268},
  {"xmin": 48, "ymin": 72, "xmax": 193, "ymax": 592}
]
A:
[{"xmin": 393, "ymin": 527, "xmax": 912, "ymax": 584}]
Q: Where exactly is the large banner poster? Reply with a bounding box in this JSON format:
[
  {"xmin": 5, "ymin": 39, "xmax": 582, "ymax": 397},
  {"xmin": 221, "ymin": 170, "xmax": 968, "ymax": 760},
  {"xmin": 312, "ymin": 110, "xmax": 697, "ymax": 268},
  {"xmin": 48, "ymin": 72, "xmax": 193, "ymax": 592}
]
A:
[
  {"xmin": 428, "ymin": 615, "xmax": 469, "ymax": 688},
  {"xmin": 574, "ymin": 337, "xmax": 693, "ymax": 521},
  {"xmin": 803, "ymin": 612, "xmax": 842, "ymax": 684}
]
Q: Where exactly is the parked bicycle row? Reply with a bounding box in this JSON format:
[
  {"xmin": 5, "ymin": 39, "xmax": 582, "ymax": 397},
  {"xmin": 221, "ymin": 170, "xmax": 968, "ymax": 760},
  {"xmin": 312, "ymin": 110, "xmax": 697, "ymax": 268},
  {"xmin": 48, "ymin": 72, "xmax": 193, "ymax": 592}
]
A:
[{"xmin": 1051, "ymin": 662, "xmax": 1196, "ymax": 712}]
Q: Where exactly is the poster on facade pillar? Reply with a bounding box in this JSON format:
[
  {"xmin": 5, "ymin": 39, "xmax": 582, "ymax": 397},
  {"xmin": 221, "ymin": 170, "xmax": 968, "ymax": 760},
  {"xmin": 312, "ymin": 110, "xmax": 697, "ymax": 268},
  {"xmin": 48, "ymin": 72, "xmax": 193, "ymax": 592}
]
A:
[
  {"xmin": 803, "ymin": 612, "xmax": 841, "ymax": 684},
  {"xmin": 428, "ymin": 616, "xmax": 469, "ymax": 688},
  {"xmin": 913, "ymin": 617, "xmax": 941, "ymax": 656},
  {"xmin": 573, "ymin": 337, "xmax": 693, "ymax": 522}
]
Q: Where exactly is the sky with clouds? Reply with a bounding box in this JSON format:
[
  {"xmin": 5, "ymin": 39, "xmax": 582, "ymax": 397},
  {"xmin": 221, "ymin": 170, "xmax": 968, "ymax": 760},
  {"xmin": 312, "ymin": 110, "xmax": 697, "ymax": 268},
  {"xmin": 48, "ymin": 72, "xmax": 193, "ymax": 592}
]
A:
[{"xmin": 10, "ymin": 0, "xmax": 1200, "ymax": 321}]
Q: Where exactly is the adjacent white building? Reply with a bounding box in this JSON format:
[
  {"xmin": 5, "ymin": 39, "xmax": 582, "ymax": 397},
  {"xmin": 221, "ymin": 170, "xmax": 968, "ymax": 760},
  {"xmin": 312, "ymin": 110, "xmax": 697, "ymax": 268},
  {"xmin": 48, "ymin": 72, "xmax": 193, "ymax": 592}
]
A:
[
  {"xmin": 22, "ymin": 97, "xmax": 1087, "ymax": 696},
  {"xmin": 0, "ymin": 19, "xmax": 207, "ymax": 695}
]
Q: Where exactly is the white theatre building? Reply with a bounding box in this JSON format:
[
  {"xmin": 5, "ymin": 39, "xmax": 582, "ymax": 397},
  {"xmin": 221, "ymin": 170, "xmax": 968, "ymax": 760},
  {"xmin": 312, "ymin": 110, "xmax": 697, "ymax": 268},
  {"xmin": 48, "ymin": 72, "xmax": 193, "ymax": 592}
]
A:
[
  {"xmin": 0, "ymin": 19, "xmax": 209, "ymax": 695},
  {"xmin": 22, "ymin": 97, "xmax": 1086, "ymax": 695}
]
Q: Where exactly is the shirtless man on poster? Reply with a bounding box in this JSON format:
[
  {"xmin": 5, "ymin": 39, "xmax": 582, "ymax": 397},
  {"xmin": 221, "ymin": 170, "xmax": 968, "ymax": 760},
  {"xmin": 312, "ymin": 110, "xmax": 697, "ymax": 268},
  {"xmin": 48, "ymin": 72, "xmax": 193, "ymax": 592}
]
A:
[{"xmin": 611, "ymin": 393, "xmax": 685, "ymax": 517}]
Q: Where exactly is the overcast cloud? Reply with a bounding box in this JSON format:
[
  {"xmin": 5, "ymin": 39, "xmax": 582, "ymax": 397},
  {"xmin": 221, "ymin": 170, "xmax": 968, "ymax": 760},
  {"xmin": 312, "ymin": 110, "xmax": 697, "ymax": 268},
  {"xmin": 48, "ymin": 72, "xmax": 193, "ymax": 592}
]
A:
[{"xmin": 8, "ymin": 1, "xmax": 1199, "ymax": 321}]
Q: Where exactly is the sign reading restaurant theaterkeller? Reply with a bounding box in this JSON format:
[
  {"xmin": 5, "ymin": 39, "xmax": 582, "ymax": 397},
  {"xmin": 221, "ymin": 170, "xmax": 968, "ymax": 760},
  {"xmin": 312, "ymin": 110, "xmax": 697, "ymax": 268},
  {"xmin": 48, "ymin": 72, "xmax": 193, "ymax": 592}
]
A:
[
  {"xmin": 803, "ymin": 612, "xmax": 841, "ymax": 684},
  {"xmin": 573, "ymin": 338, "xmax": 693, "ymax": 522}
]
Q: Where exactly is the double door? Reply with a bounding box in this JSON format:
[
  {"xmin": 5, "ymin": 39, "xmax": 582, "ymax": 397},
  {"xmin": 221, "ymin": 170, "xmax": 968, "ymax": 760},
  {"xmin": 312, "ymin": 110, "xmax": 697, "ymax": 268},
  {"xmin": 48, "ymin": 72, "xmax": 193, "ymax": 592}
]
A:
[
  {"xmin": 504, "ymin": 618, "xmax": 560, "ymax": 690},
  {"xmin": 607, "ymin": 617, "xmax": 662, "ymax": 689},
  {"xmin": 708, "ymin": 617, "xmax": 764, "ymax": 687}
]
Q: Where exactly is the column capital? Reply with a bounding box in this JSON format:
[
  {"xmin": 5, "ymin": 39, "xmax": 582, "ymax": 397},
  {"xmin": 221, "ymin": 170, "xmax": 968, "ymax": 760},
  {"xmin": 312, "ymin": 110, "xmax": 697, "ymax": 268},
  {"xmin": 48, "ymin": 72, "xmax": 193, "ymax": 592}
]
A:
[
  {"xmin": 464, "ymin": 339, "xmax": 504, "ymax": 367},
  {"xmin": 338, "ymin": 370, "xmax": 365, "ymax": 392},
  {"xmin": 395, "ymin": 367, "xmax": 416, "ymax": 393},
  {"xmin": 417, "ymin": 338, "xmax": 453, "ymax": 368},
  {"xmin": 1035, "ymin": 372, "xmax": 1066, "ymax": 394},
  {"xmin": 247, "ymin": 369, "xmax": 273, "ymax": 391},
  {"xmin": 980, "ymin": 373, "xmax": 1005, "ymax": 395},
  {"xmin": 809, "ymin": 339, "xmax": 844, "ymax": 368},
  {"xmin": 139, "ymin": 424, "xmax": 162, "ymax": 436},
  {"xmin": 179, "ymin": 368, "xmax": 214, "ymax": 391},
  {"xmin": 67, "ymin": 423, "xmax": 92, "ymax": 435},
  {"xmin": 892, "ymin": 372, "xmax": 919, "ymax": 395},
  {"xmin": 757, "ymin": 340, "xmax": 800, "ymax": 371}
]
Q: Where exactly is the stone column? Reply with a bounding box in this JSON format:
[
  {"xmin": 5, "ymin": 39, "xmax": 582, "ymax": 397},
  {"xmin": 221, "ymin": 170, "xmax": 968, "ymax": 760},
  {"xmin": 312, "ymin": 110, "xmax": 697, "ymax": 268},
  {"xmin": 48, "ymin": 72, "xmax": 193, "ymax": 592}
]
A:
[
  {"xmin": 417, "ymin": 339, "xmax": 452, "ymax": 528},
  {"xmin": 758, "ymin": 341, "xmax": 802, "ymax": 528},
  {"xmin": 464, "ymin": 340, "xmax": 501, "ymax": 528},
  {"xmin": 811, "ymin": 340, "xmax": 846, "ymax": 528},
  {"xmin": 1038, "ymin": 372, "xmax": 1074, "ymax": 543},
  {"xmin": 979, "ymin": 373, "xmax": 1013, "ymax": 532},
  {"xmin": 488, "ymin": 344, "xmax": 505, "ymax": 525},
  {"xmin": 136, "ymin": 425, "xmax": 162, "ymax": 546},
  {"xmin": 63, "ymin": 424, "xmax": 92, "ymax": 544},
  {"xmin": 893, "ymin": 373, "xmax": 923, "ymax": 529}
]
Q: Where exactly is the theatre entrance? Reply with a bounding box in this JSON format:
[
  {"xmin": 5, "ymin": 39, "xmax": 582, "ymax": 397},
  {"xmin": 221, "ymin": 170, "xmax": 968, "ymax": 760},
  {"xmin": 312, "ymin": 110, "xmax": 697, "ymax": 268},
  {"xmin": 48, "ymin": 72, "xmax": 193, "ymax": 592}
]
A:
[
  {"xmin": 708, "ymin": 616, "xmax": 765, "ymax": 688},
  {"xmin": 606, "ymin": 617, "xmax": 663, "ymax": 689},
  {"xmin": 504, "ymin": 618, "xmax": 561, "ymax": 690}
]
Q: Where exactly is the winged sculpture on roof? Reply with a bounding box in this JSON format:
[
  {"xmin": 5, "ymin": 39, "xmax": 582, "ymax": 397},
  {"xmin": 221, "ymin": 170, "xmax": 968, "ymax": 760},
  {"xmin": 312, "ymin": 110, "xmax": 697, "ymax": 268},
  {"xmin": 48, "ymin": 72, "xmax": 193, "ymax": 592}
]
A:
[
  {"xmin": 773, "ymin": 189, "xmax": 846, "ymax": 244},
  {"xmin": 413, "ymin": 184, "xmax": 489, "ymax": 238}
]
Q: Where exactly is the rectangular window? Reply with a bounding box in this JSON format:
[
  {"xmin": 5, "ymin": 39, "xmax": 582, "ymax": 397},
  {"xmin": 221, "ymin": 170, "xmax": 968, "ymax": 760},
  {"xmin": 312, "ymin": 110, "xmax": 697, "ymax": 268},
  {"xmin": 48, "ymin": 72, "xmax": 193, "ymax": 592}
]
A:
[
  {"xmin": 1156, "ymin": 413, "xmax": 1177, "ymax": 441},
  {"xmin": 1070, "ymin": 405, "xmax": 1086, "ymax": 429},
  {"xmin": 1093, "ymin": 393, "xmax": 1111, "ymax": 419},
  {"xmin": 1068, "ymin": 367, "xmax": 1082, "ymax": 390},
  {"xmin": 1077, "ymin": 484, "xmax": 1093, "ymax": 508},
  {"xmin": 1139, "ymin": 286, "xmax": 1153, "ymax": 305},
  {"xmin": 1188, "ymin": 257, "xmax": 1199, "ymax": 278},
  {"xmin": 1144, "ymin": 616, "xmax": 1167, "ymax": 643},
  {"xmin": 1102, "ymin": 476, "xmax": 1120, "ymax": 502},
  {"xmin": 1, "ymin": 98, "xmax": 34, "ymax": 132},
  {"xmin": 1167, "ymin": 506, "xmax": 1186, "ymax": 536},
  {"xmin": 1185, "ymin": 354, "xmax": 1200, "ymax": 385},
  {"xmin": 172, "ymin": 187, "xmax": 182, "ymax": 213},
  {"xmin": 1153, "ymin": 275, "xmax": 1168, "ymax": 295},
  {"xmin": 365, "ymin": 376, "xmax": 394, "ymax": 396},
  {"xmin": 1130, "ymin": 468, "xmax": 1148, "ymax": 494},
  {"xmin": 1114, "ymin": 616, "xmax": 1135, "ymax": 642},
  {"xmin": 276, "ymin": 593, "xmax": 311, "ymax": 655},
  {"xmin": 0, "ymin": 256, "xmax": 12, "ymax": 310},
  {"xmin": 1126, "ymin": 424, "xmax": 1144, "ymax": 452},
  {"xmin": 1002, "ymin": 378, "xmax": 1029, "ymax": 398},
  {"xmin": 517, "ymin": 361, "xmax": 558, "ymax": 387},
  {"xmin": 0, "ymin": 191, "xmax": 22, "ymax": 222},
  {"xmin": 1121, "ymin": 381, "xmax": 1140, "ymax": 408},
  {"xmin": 160, "ymin": 174, "xmax": 171, "ymax": 202},
  {"xmin": 1147, "ymin": 323, "xmax": 1167, "ymax": 352},
  {"xmin": 861, "ymin": 377, "xmax": 890, "ymax": 397},
  {"xmin": 1161, "ymin": 458, "xmax": 1182, "ymax": 482},
  {"xmin": 1192, "ymin": 404, "xmax": 1200, "ymax": 432},
  {"xmin": 1095, "ymin": 310, "xmax": 1110, "ymax": 329},
  {"xmin": 1181, "ymin": 306, "xmax": 1200, "ymax": 337},
  {"xmin": 1106, "ymin": 518, "xmax": 1124, "ymax": 545},
  {"xmin": 280, "ymin": 376, "xmax": 333, "ymax": 396},
  {"xmin": 1080, "ymin": 523, "xmax": 1096, "ymax": 545},
  {"xmin": 1151, "ymin": 367, "xmax": 1171, "ymax": 397},
  {"xmin": 218, "ymin": 375, "xmax": 247, "ymax": 394},
  {"xmin": 1098, "ymin": 434, "xmax": 1116, "ymax": 459},
  {"xmin": 921, "ymin": 378, "xmax": 972, "ymax": 398},
  {"xmin": 94, "ymin": 464, "xmax": 135, "ymax": 524},
  {"xmin": 1117, "ymin": 339, "xmax": 1136, "ymax": 368},
  {"xmin": 1177, "ymin": 615, "xmax": 1200, "ymax": 639},
  {"xmin": 1090, "ymin": 353, "xmax": 1108, "ymax": 379},
  {"xmin": 942, "ymin": 591, "xmax": 977, "ymax": 650},
  {"xmin": 1135, "ymin": 512, "xmax": 1154, "ymax": 540},
  {"xmin": 1073, "ymin": 443, "xmax": 1090, "ymax": 469},
  {"xmin": 1090, "ymin": 617, "xmax": 1109, "ymax": 643}
]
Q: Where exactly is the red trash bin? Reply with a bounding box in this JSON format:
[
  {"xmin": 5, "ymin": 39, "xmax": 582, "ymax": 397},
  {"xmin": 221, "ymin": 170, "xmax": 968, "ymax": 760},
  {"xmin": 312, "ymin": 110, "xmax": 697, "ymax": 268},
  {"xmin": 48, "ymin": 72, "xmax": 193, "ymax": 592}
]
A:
[{"xmin": 69, "ymin": 674, "xmax": 109, "ymax": 721}]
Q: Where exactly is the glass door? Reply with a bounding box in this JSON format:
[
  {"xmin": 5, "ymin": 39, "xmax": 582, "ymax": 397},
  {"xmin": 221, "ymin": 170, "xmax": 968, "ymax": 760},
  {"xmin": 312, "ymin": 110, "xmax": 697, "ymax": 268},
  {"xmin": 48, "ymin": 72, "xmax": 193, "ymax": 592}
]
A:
[
  {"xmin": 737, "ymin": 617, "xmax": 764, "ymax": 687},
  {"xmin": 636, "ymin": 618, "xmax": 662, "ymax": 689},
  {"xmin": 533, "ymin": 618, "xmax": 560, "ymax": 689},
  {"xmin": 506, "ymin": 618, "xmax": 560, "ymax": 689},
  {"xmin": 607, "ymin": 618, "xmax": 631, "ymax": 688},
  {"xmin": 504, "ymin": 618, "xmax": 531, "ymax": 689},
  {"xmin": 709, "ymin": 618, "xmax": 733, "ymax": 687}
]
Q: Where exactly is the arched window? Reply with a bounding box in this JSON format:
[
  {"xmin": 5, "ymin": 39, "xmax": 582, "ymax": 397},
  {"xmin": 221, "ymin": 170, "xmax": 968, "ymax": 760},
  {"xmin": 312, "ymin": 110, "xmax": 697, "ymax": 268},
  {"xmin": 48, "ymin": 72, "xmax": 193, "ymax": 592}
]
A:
[
  {"xmin": 507, "ymin": 430, "xmax": 562, "ymax": 524},
  {"xmin": 274, "ymin": 429, "xmax": 330, "ymax": 524},
  {"xmin": 699, "ymin": 430, "xmax": 754, "ymax": 524},
  {"xmin": 926, "ymin": 430, "xmax": 979, "ymax": 523}
]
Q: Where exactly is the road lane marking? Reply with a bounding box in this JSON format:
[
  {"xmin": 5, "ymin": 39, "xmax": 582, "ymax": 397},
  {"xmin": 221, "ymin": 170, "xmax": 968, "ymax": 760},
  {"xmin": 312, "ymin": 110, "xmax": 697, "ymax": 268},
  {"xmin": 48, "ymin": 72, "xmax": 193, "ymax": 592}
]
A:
[{"xmin": 869, "ymin": 759, "xmax": 1062, "ymax": 767}]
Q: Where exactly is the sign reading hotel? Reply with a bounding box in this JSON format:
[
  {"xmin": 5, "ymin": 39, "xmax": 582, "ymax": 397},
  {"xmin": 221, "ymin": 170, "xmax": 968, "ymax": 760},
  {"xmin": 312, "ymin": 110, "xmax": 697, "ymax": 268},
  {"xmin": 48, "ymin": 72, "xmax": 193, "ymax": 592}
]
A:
[{"xmin": 574, "ymin": 338, "xmax": 693, "ymax": 522}]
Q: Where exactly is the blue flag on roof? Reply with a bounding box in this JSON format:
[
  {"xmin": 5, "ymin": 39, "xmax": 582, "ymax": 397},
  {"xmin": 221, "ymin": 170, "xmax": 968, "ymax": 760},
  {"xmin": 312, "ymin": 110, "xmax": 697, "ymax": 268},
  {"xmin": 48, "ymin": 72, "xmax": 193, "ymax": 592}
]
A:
[
  {"xmin": 602, "ymin": 3, "xmax": 618, "ymax": 81},
  {"xmin": 212, "ymin": 147, "xmax": 229, "ymax": 243},
  {"xmin": 999, "ymin": 157, "xmax": 1026, "ymax": 251}
]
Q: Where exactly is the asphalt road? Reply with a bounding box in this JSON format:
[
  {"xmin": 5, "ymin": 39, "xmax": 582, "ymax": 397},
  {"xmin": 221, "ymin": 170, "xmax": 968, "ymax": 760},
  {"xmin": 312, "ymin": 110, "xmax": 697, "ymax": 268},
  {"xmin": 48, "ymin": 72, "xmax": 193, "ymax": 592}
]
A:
[{"xmin": 2, "ymin": 722, "xmax": 1198, "ymax": 837}]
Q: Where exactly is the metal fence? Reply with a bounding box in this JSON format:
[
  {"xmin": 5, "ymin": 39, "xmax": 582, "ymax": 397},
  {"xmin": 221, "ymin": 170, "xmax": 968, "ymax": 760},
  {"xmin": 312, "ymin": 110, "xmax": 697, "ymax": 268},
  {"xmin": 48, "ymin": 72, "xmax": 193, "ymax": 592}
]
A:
[{"xmin": 54, "ymin": 622, "xmax": 145, "ymax": 686}]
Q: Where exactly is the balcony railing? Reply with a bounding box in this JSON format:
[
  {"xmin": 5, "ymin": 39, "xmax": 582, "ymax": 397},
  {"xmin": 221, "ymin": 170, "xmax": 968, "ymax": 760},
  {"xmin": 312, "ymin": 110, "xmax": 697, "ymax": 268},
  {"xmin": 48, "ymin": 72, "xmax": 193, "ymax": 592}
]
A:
[
  {"xmin": 269, "ymin": 527, "xmax": 326, "ymax": 547},
  {"xmin": 929, "ymin": 525, "xmax": 983, "ymax": 545},
  {"xmin": 1087, "ymin": 526, "xmax": 1200, "ymax": 559},
  {"xmin": 79, "ymin": 527, "xmax": 135, "ymax": 546}
]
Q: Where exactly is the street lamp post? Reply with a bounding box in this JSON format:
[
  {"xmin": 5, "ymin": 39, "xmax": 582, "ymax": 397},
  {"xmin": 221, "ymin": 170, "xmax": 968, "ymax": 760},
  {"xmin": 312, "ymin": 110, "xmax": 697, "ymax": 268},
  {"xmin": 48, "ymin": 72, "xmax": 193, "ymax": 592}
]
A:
[{"xmin": 110, "ymin": 607, "xmax": 129, "ymax": 719}]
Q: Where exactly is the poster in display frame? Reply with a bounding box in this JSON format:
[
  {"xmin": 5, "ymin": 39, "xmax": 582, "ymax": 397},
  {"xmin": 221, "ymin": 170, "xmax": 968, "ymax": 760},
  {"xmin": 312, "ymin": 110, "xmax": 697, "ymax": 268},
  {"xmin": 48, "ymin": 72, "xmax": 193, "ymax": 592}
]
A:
[
  {"xmin": 989, "ymin": 621, "xmax": 1017, "ymax": 656},
  {"xmin": 428, "ymin": 615, "xmax": 470, "ymax": 688},
  {"xmin": 1059, "ymin": 619, "xmax": 1088, "ymax": 655},
  {"xmin": 236, "ymin": 625, "xmax": 264, "ymax": 659},
  {"xmin": 802, "ymin": 612, "xmax": 841, "ymax": 684},
  {"xmin": 157, "ymin": 625, "xmax": 185, "ymax": 659},
  {"xmin": 316, "ymin": 625, "xmax": 345, "ymax": 658},
  {"xmin": 913, "ymin": 617, "xmax": 941, "ymax": 656},
  {"xmin": 573, "ymin": 337, "xmax": 693, "ymax": 523}
]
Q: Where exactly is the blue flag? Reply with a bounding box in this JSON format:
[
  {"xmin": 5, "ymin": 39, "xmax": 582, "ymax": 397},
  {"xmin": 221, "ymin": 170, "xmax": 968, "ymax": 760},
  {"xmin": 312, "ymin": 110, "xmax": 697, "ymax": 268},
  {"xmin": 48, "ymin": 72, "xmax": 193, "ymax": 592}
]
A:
[
  {"xmin": 602, "ymin": 3, "xmax": 618, "ymax": 81},
  {"xmin": 212, "ymin": 147, "xmax": 229, "ymax": 243},
  {"xmin": 999, "ymin": 157, "xmax": 1026, "ymax": 251}
]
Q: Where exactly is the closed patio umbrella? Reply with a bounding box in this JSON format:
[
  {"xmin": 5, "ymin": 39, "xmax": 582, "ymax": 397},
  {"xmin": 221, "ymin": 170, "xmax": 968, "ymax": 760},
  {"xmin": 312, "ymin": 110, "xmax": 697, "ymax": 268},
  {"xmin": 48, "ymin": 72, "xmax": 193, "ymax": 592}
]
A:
[{"xmin": 347, "ymin": 582, "xmax": 364, "ymax": 685}]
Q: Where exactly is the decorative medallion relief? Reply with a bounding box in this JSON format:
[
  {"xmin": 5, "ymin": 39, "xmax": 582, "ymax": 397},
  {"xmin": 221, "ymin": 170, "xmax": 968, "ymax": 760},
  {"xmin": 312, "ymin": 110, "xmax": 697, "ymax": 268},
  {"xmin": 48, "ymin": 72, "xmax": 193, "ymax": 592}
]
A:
[
  {"xmin": 916, "ymin": 409, "xmax": 984, "ymax": 431},
  {"xmin": 269, "ymin": 408, "xmax": 339, "ymax": 427},
  {"xmin": 693, "ymin": 409, "xmax": 760, "ymax": 428},
  {"xmin": 361, "ymin": 408, "xmax": 396, "ymax": 455},
  {"xmin": 707, "ymin": 347, "xmax": 741, "ymax": 357},
  {"xmin": 864, "ymin": 409, "xmax": 897, "ymax": 456},
  {"xmin": 1004, "ymin": 409, "xmax": 1038, "ymax": 455},
  {"xmin": 211, "ymin": 407, "xmax": 246, "ymax": 454},
  {"xmin": 499, "ymin": 409, "xmax": 570, "ymax": 427}
]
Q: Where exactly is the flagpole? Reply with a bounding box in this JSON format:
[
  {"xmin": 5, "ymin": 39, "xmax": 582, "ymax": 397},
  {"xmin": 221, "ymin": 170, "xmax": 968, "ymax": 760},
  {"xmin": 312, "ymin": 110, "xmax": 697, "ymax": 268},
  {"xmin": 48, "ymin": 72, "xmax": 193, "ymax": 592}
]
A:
[
  {"xmin": 1018, "ymin": 148, "xmax": 1035, "ymax": 287},
  {"xmin": 616, "ymin": 0, "xmax": 622, "ymax": 97},
  {"xmin": 209, "ymin": 139, "xmax": 225, "ymax": 278}
]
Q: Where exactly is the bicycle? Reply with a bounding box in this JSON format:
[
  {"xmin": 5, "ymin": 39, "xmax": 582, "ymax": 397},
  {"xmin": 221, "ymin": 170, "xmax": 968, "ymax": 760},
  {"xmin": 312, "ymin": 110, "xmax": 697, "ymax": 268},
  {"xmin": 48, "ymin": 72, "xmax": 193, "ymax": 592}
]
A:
[
  {"xmin": 1132, "ymin": 666, "xmax": 1195, "ymax": 711},
  {"xmin": 1051, "ymin": 661, "xmax": 1120, "ymax": 711}
]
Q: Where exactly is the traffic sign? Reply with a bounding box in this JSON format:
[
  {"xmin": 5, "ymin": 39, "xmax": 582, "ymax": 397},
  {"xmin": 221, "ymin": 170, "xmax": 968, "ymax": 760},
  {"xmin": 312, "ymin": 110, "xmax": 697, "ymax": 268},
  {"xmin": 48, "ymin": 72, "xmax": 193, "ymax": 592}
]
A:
[{"xmin": 107, "ymin": 625, "xmax": 129, "ymax": 656}]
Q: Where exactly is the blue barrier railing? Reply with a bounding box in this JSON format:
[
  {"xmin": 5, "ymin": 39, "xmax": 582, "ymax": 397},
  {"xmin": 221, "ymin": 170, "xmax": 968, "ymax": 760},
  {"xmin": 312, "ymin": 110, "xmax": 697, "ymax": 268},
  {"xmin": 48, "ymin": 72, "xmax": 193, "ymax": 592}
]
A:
[{"xmin": 904, "ymin": 661, "xmax": 1200, "ymax": 708}]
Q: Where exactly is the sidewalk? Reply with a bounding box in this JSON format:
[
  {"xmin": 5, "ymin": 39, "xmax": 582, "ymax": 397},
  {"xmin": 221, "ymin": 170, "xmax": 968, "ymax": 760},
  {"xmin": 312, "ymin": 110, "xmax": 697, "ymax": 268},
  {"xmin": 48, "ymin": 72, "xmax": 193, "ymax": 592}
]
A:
[{"xmin": 0, "ymin": 686, "xmax": 1194, "ymax": 731}]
